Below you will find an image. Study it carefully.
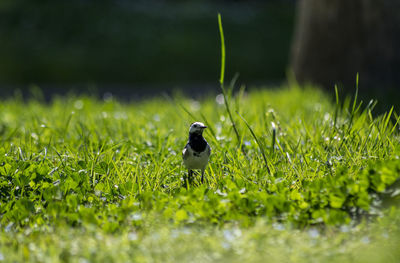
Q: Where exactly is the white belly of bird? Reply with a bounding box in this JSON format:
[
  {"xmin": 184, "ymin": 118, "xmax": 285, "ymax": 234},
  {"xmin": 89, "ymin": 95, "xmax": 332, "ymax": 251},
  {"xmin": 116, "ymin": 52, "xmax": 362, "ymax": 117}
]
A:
[{"xmin": 184, "ymin": 150, "xmax": 209, "ymax": 170}]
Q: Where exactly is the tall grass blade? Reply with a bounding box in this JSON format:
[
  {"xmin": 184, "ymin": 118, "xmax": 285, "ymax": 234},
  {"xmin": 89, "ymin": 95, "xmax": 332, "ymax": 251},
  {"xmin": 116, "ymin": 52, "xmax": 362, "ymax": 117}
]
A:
[
  {"xmin": 237, "ymin": 112, "xmax": 270, "ymax": 173},
  {"xmin": 218, "ymin": 13, "xmax": 225, "ymax": 86},
  {"xmin": 218, "ymin": 13, "xmax": 243, "ymax": 152},
  {"xmin": 383, "ymin": 106, "xmax": 394, "ymax": 134}
]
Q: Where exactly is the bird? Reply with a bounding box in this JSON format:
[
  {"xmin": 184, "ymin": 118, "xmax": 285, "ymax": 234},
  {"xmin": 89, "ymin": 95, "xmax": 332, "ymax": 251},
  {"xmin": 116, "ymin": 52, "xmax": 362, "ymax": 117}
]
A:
[{"xmin": 182, "ymin": 122, "xmax": 211, "ymax": 185}]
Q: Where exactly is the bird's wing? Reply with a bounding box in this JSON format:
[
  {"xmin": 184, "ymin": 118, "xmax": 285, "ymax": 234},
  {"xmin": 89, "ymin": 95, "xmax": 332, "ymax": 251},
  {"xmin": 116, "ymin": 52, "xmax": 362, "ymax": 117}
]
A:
[
  {"xmin": 206, "ymin": 144, "xmax": 211, "ymax": 156},
  {"xmin": 182, "ymin": 144, "xmax": 191, "ymax": 160}
]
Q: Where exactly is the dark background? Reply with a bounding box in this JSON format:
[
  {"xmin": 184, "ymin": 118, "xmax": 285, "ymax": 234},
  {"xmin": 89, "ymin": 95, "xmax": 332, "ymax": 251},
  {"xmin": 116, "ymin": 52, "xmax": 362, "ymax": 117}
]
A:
[
  {"xmin": 0, "ymin": 0, "xmax": 399, "ymax": 108},
  {"xmin": 0, "ymin": 0, "xmax": 295, "ymax": 97}
]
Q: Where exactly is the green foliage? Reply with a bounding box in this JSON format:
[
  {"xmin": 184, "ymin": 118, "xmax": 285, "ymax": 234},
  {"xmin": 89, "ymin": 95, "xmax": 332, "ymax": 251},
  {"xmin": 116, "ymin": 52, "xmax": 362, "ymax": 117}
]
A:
[{"xmin": 0, "ymin": 87, "xmax": 399, "ymax": 261}]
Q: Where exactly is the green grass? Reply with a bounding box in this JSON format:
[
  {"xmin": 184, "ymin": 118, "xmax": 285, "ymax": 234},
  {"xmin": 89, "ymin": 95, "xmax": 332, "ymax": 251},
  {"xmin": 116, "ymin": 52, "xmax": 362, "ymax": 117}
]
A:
[{"xmin": 0, "ymin": 85, "xmax": 400, "ymax": 262}]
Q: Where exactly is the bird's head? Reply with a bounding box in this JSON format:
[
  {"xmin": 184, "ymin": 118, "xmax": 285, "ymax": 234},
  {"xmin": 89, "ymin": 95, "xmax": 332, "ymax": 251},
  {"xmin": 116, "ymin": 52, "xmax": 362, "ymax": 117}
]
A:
[{"xmin": 189, "ymin": 122, "xmax": 207, "ymax": 135}]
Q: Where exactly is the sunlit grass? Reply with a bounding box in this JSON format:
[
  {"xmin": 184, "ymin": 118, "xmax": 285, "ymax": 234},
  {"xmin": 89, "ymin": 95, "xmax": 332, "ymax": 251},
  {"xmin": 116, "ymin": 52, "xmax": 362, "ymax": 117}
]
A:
[{"xmin": 0, "ymin": 85, "xmax": 399, "ymax": 262}]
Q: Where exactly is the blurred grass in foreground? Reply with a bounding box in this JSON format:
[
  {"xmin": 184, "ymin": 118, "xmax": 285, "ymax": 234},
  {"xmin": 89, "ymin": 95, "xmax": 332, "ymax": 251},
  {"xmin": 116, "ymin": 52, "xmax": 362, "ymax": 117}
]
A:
[{"xmin": 2, "ymin": 208, "xmax": 400, "ymax": 262}]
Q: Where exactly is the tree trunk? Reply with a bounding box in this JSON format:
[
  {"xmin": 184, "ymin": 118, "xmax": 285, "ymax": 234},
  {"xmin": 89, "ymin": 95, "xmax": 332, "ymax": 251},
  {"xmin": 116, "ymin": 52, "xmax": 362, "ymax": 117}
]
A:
[{"xmin": 291, "ymin": 0, "xmax": 400, "ymax": 93}]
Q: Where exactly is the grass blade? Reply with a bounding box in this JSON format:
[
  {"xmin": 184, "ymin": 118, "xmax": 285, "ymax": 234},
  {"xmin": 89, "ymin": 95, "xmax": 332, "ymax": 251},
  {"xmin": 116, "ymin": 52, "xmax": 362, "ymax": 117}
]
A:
[
  {"xmin": 218, "ymin": 13, "xmax": 243, "ymax": 153},
  {"xmin": 218, "ymin": 13, "xmax": 225, "ymax": 86},
  {"xmin": 237, "ymin": 112, "xmax": 270, "ymax": 173}
]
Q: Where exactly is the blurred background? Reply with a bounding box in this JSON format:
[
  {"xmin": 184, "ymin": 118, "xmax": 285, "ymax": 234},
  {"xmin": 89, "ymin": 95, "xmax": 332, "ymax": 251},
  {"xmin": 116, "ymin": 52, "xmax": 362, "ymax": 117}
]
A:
[{"xmin": 0, "ymin": 0, "xmax": 399, "ymax": 105}]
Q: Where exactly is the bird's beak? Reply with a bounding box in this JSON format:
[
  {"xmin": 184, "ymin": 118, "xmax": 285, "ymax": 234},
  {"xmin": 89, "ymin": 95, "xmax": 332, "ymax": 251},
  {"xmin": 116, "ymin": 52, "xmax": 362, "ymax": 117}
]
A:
[{"xmin": 201, "ymin": 125, "xmax": 207, "ymax": 129}]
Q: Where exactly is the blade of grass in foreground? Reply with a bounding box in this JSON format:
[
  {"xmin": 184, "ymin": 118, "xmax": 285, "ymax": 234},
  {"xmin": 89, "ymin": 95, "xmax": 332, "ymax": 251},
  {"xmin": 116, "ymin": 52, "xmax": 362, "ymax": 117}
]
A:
[
  {"xmin": 218, "ymin": 13, "xmax": 225, "ymax": 87},
  {"xmin": 218, "ymin": 13, "xmax": 244, "ymax": 154}
]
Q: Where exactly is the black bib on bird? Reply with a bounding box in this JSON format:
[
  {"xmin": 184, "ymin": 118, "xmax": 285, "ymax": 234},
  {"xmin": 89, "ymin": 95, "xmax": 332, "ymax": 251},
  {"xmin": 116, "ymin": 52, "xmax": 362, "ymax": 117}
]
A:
[{"xmin": 188, "ymin": 133, "xmax": 207, "ymax": 153}]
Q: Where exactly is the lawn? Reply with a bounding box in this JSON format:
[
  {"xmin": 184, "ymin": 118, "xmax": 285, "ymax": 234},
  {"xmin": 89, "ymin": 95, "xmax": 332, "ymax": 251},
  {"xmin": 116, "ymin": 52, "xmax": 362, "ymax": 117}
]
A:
[{"xmin": 0, "ymin": 84, "xmax": 399, "ymax": 262}]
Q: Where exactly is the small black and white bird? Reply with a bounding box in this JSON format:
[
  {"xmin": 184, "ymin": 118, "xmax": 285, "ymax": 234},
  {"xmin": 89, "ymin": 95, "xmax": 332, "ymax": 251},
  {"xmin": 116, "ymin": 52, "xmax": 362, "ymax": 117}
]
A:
[{"xmin": 182, "ymin": 122, "xmax": 211, "ymax": 184}]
